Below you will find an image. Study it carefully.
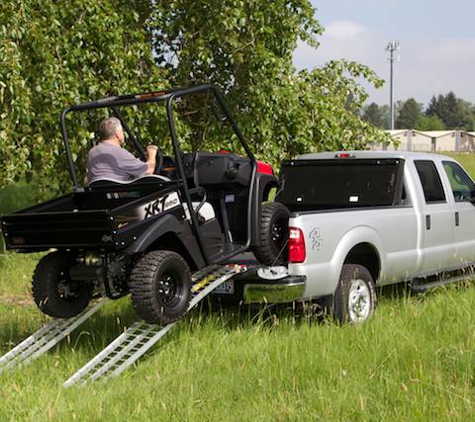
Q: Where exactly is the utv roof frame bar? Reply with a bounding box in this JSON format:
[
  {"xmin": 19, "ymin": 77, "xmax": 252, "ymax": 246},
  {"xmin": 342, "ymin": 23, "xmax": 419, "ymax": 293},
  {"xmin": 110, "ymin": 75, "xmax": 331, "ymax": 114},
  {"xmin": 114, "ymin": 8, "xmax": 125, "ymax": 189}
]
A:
[
  {"xmin": 60, "ymin": 84, "xmax": 256, "ymax": 189},
  {"xmin": 59, "ymin": 84, "xmax": 257, "ymax": 265}
]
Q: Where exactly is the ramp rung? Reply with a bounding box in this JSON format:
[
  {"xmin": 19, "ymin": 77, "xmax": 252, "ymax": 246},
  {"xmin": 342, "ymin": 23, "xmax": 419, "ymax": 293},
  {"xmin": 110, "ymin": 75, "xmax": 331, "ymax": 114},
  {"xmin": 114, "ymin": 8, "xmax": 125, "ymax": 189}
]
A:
[
  {"xmin": 0, "ymin": 298, "xmax": 107, "ymax": 374},
  {"xmin": 64, "ymin": 265, "xmax": 241, "ymax": 387}
]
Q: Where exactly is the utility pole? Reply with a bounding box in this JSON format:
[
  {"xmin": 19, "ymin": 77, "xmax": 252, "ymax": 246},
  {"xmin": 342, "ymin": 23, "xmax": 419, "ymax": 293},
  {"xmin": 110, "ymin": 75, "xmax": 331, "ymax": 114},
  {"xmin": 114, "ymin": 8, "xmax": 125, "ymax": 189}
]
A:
[{"xmin": 386, "ymin": 41, "xmax": 400, "ymax": 130}]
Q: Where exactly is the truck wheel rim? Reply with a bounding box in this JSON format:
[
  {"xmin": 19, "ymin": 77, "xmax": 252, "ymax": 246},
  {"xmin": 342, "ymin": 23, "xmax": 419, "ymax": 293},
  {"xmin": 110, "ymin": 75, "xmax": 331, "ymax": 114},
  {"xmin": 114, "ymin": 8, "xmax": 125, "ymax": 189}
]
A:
[{"xmin": 348, "ymin": 279, "xmax": 371, "ymax": 322}]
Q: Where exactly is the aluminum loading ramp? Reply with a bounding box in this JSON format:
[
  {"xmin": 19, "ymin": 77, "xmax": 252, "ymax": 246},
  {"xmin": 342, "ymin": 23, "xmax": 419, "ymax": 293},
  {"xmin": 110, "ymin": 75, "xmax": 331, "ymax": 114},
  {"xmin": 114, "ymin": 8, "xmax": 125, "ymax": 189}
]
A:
[
  {"xmin": 0, "ymin": 299, "xmax": 107, "ymax": 374},
  {"xmin": 64, "ymin": 265, "xmax": 241, "ymax": 387}
]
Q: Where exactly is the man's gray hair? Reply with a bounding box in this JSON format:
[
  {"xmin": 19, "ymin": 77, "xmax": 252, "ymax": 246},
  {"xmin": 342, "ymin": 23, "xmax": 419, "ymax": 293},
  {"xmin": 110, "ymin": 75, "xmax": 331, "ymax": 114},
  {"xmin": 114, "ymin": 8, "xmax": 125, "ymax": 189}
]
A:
[{"xmin": 99, "ymin": 117, "xmax": 122, "ymax": 140}]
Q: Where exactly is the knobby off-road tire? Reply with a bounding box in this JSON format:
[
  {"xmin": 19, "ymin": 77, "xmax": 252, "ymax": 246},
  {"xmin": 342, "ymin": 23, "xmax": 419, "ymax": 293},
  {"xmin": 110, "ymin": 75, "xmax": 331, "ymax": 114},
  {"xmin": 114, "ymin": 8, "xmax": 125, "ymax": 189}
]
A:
[
  {"xmin": 32, "ymin": 252, "xmax": 93, "ymax": 318},
  {"xmin": 333, "ymin": 264, "xmax": 376, "ymax": 324},
  {"xmin": 253, "ymin": 202, "xmax": 290, "ymax": 266},
  {"xmin": 129, "ymin": 250, "xmax": 192, "ymax": 325}
]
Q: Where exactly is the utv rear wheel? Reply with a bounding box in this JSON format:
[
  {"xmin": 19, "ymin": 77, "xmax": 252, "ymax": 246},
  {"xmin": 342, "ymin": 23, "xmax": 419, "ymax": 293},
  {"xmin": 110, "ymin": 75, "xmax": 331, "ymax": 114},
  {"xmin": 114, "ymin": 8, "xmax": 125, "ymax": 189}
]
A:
[
  {"xmin": 333, "ymin": 264, "xmax": 376, "ymax": 324},
  {"xmin": 253, "ymin": 202, "xmax": 290, "ymax": 266},
  {"xmin": 129, "ymin": 250, "xmax": 191, "ymax": 325},
  {"xmin": 32, "ymin": 252, "xmax": 93, "ymax": 318}
]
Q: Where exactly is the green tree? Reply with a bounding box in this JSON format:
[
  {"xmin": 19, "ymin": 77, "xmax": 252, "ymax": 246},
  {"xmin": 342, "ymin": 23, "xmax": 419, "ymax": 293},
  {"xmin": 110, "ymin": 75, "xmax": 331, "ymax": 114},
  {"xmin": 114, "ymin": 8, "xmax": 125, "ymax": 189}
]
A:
[
  {"xmin": 458, "ymin": 99, "xmax": 475, "ymax": 131},
  {"xmin": 149, "ymin": 0, "xmax": 389, "ymax": 163},
  {"xmin": 396, "ymin": 98, "xmax": 422, "ymax": 129},
  {"xmin": 426, "ymin": 94, "xmax": 447, "ymax": 121},
  {"xmin": 426, "ymin": 92, "xmax": 472, "ymax": 129},
  {"xmin": 362, "ymin": 103, "xmax": 388, "ymax": 128},
  {"xmin": 0, "ymin": 0, "xmax": 165, "ymax": 190},
  {"xmin": 416, "ymin": 115, "xmax": 445, "ymax": 131}
]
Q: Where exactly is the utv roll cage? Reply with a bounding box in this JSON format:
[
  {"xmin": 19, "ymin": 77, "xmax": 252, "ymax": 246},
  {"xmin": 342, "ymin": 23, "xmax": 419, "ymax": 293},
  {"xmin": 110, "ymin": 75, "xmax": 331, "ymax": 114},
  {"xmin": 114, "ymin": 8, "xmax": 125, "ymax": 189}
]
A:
[{"xmin": 59, "ymin": 84, "xmax": 257, "ymax": 265}]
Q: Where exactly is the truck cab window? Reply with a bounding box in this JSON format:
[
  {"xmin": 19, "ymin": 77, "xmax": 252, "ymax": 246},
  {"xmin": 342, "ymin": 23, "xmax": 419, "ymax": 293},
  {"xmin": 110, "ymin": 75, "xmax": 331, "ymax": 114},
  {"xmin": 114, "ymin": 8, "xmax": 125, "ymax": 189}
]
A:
[
  {"xmin": 442, "ymin": 161, "xmax": 475, "ymax": 202},
  {"xmin": 414, "ymin": 160, "xmax": 446, "ymax": 203}
]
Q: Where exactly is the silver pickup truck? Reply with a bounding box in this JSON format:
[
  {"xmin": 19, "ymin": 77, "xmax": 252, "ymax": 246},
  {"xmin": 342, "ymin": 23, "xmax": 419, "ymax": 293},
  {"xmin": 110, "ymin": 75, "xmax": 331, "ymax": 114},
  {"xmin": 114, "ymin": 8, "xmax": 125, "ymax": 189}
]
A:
[{"xmin": 219, "ymin": 151, "xmax": 475, "ymax": 324}]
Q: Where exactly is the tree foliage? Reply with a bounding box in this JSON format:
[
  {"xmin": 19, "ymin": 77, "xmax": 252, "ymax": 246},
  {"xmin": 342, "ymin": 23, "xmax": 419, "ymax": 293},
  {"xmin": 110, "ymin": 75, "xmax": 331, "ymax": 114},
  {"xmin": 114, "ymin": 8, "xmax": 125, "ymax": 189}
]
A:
[
  {"xmin": 1, "ymin": 0, "xmax": 390, "ymax": 191},
  {"xmin": 375, "ymin": 92, "xmax": 475, "ymax": 132},
  {"xmin": 415, "ymin": 115, "xmax": 445, "ymax": 131},
  {"xmin": 362, "ymin": 102, "xmax": 388, "ymax": 128},
  {"xmin": 396, "ymin": 98, "xmax": 422, "ymax": 129},
  {"xmin": 149, "ymin": 0, "xmax": 389, "ymax": 163},
  {"xmin": 0, "ymin": 0, "xmax": 165, "ymax": 189},
  {"xmin": 426, "ymin": 92, "xmax": 474, "ymax": 130}
]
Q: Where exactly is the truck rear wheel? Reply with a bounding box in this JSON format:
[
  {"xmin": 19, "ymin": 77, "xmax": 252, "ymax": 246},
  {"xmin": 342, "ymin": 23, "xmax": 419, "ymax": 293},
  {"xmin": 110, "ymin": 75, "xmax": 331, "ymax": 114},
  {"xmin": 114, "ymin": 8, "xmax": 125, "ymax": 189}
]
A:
[
  {"xmin": 129, "ymin": 250, "xmax": 191, "ymax": 325},
  {"xmin": 253, "ymin": 202, "xmax": 290, "ymax": 266},
  {"xmin": 333, "ymin": 264, "xmax": 376, "ymax": 324},
  {"xmin": 32, "ymin": 252, "xmax": 93, "ymax": 318}
]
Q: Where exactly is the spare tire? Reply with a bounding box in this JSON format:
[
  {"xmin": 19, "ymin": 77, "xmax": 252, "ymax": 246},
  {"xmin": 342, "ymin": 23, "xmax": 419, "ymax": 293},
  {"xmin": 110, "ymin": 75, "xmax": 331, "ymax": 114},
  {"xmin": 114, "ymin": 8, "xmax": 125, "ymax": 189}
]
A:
[{"xmin": 253, "ymin": 202, "xmax": 290, "ymax": 266}]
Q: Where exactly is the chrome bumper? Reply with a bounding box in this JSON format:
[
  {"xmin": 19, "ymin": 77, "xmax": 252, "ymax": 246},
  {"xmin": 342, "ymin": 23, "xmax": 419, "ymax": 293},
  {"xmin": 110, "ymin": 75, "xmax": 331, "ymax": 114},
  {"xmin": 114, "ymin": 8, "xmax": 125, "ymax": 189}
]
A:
[{"xmin": 243, "ymin": 276, "xmax": 306, "ymax": 304}]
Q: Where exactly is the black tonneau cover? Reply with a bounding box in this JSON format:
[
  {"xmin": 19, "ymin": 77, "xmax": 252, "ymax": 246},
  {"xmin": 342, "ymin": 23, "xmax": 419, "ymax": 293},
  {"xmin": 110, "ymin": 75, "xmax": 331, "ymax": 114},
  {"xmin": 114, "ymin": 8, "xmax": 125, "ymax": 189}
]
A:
[{"xmin": 276, "ymin": 158, "xmax": 405, "ymax": 212}]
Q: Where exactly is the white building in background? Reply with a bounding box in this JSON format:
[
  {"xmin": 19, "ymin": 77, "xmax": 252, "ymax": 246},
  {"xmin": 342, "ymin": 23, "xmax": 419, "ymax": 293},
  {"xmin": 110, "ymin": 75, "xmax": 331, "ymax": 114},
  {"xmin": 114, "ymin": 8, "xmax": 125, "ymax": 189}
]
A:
[{"xmin": 370, "ymin": 130, "xmax": 475, "ymax": 152}]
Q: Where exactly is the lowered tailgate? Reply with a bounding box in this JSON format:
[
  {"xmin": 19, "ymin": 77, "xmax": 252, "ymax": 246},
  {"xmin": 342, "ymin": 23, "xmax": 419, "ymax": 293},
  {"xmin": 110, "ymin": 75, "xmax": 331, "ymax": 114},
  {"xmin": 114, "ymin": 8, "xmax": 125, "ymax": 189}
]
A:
[{"xmin": 2, "ymin": 210, "xmax": 114, "ymax": 250}]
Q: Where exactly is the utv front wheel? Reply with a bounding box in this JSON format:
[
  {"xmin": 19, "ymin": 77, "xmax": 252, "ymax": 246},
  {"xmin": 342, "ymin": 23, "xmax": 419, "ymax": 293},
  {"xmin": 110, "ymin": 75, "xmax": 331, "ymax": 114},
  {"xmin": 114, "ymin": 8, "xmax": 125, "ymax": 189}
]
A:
[
  {"xmin": 32, "ymin": 252, "xmax": 93, "ymax": 318},
  {"xmin": 333, "ymin": 264, "xmax": 376, "ymax": 324},
  {"xmin": 129, "ymin": 250, "xmax": 191, "ymax": 325}
]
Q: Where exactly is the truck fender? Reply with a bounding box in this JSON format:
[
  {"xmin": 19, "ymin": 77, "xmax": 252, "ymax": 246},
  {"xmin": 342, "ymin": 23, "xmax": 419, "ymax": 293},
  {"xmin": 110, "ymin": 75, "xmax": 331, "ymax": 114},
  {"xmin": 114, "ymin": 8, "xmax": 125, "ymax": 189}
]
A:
[
  {"xmin": 124, "ymin": 214, "xmax": 184, "ymax": 254},
  {"xmin": 331, "ymin": 226, "xmax": 385, "ymax": 285}
]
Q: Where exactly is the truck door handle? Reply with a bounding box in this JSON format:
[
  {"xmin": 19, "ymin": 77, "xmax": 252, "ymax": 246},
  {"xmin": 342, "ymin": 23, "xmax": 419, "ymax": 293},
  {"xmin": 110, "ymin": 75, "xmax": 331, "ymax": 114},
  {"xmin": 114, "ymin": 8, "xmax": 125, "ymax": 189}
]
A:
[
  {"xmin": 455, "ymin": 212, "xmax": 460, "ymax": 227},
  {"xmin": 426, "ymin": 215, "xmax": 431, "ymax": 230}
]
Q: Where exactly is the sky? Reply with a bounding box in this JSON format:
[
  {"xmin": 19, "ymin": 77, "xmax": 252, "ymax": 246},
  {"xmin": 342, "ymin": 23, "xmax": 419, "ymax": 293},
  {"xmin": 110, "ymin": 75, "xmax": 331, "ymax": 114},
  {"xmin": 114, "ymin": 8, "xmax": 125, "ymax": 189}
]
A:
[{"xmin": 293, "ymin": 0, "xmax": 475, "ymax": 107}]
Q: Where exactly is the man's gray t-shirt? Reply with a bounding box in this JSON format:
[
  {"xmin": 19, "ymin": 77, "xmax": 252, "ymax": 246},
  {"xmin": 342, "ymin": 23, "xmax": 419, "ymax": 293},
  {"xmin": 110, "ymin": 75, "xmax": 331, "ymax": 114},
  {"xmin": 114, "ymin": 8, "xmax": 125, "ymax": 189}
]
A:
[{"xmin": 87, "ymin": 142, "xmax": 148, "ymax": 183}]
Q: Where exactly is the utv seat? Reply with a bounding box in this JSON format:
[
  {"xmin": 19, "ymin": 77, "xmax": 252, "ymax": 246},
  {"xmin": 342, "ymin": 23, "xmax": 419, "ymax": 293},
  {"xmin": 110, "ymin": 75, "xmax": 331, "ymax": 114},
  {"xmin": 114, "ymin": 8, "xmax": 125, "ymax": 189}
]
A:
[
  {"xmin": 88, "ymin": 175, "xmax": 171, "ymax": 186},
  {"xmin": 89, "ymin": 175, "xmax": 216, "ymax": 223}
]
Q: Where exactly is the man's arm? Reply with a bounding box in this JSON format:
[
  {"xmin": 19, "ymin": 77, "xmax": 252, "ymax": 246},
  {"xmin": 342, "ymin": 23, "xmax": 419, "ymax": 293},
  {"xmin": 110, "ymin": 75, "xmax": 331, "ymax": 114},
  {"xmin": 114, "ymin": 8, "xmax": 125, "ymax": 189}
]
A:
[{"xmin": 144, "ymin": 145, "xmax": 158, "ymax": 174}]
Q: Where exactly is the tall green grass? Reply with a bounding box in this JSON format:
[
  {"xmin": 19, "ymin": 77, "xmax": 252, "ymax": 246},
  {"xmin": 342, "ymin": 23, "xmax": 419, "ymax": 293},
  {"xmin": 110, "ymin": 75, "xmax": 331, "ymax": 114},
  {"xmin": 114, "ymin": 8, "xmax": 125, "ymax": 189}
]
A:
[{"xmin": 1, "ymin": 255, "xmax": 475, "ymax": 421}]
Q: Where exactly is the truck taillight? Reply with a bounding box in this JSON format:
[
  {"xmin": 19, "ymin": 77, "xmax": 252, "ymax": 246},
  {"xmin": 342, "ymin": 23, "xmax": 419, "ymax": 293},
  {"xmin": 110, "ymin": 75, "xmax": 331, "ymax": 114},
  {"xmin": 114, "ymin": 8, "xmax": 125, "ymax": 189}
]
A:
[{"xmin": 289, "ymin": 227, "xmax": 306, "ymax": 263}]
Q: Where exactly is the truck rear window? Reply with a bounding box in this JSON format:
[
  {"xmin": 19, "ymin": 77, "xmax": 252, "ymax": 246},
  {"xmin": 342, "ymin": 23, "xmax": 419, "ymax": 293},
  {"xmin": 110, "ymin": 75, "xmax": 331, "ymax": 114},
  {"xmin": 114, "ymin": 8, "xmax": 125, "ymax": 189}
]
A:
[{"xmin": 276, "ymin": 158, "xmax": 405, "ymax": 211}]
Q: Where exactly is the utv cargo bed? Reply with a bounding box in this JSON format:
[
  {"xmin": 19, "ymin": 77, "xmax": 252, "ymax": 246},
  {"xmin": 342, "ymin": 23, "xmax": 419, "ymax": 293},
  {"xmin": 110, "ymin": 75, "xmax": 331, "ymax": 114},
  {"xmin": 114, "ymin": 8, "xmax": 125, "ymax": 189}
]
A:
[{"xmin": 2, "ymin": 179, "xmax": 179, "ymax": 250}]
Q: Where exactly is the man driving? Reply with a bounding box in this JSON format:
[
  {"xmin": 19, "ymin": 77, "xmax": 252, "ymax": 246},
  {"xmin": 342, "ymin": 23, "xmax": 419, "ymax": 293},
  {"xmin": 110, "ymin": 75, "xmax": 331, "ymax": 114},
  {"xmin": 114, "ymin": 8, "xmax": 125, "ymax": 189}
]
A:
[{"xmin": 87, "ymin": 117, "xmax": 158, "ymax": 183}]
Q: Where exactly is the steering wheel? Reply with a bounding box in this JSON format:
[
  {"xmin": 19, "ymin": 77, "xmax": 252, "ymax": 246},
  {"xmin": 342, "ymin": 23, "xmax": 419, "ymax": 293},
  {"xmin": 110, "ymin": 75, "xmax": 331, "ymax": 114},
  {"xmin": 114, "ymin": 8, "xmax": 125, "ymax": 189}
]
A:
[{"xmin": 153, "ymin": 150, "xmax": 164, "ymax": 175}]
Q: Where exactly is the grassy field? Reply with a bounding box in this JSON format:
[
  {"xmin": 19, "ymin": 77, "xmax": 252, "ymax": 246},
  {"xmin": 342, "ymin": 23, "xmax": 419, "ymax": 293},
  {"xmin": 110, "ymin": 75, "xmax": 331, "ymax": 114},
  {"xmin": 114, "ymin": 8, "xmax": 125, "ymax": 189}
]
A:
[
  {"xmin": 1, "ymin": 254, "xmax": 475, "ymax": 421},
  {"xmin": 2, "ymin": 152, "xmax": 475, "ymax": 421}
]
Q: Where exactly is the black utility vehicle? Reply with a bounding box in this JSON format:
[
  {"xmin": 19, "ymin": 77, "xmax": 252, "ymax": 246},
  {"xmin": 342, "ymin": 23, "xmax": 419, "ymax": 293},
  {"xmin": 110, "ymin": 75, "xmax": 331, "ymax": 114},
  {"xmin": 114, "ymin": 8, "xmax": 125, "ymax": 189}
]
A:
[{"xmin": 1, "ymin": 85, "xmax": 289, "ymax": 324}]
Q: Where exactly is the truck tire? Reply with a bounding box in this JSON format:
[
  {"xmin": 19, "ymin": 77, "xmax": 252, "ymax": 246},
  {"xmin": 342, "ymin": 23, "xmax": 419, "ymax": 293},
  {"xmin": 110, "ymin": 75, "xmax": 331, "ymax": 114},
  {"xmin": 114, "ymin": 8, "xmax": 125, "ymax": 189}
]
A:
[
  {"xmin": 129, "ymin": 250, "xmax": 191, "ymax": 325},
  {"xmin": 253, "ymin": 202, "xmax": 290, "ymax": 266},
  {"xmin": 32, "ymin": 252, "xmax": 93, "ymax": 318},
  {"xmin": 333, "ymin": 264, "xmax": 376, "ymax": 324}
]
